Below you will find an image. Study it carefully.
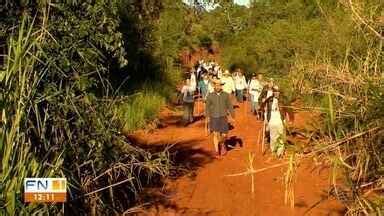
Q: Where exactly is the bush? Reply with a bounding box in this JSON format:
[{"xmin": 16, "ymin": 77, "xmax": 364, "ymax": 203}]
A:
[
  {"xmin": 115, "ymin": 91, "xmax": 165, "ymax": 133},
  {"xmin": 0, "ymin": 1, "xmax": 175, "ymax": 214}
]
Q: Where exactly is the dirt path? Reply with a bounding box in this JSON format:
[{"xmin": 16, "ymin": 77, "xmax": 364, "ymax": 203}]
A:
[{"xmin": 131, "ymin": 101, "xmax": 345, "ymax": 216}]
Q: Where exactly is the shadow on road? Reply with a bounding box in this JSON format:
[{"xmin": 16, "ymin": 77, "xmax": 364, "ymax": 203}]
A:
[{"xmin": 127, "ymin": 136, "xmax": 216, "ymax": 214}]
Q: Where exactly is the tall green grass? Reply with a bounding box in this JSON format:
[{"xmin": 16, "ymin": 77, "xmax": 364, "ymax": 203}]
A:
[
  {"xmin": 115, "ymin": 91, "xmax": 165, "ymax": 133},
  {"xmin": 0, "ymin": 15, "xmax": 173, "ymax": 215},
  {"xmin": 1, "ymin": 1, "xmax": 182, "ymax": 215},
  {"xmin": 0, "ymin": 17, "xmax": 62, "ymax": 215}
]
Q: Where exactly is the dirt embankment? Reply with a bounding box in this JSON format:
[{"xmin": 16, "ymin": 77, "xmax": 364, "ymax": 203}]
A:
[{"xmin": 179, "ymin": 45, "xmax": 221, "ymax": 70}]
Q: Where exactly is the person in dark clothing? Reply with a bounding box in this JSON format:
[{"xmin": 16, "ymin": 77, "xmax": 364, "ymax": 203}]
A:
[
  {"xmin": 258, "ymin": 79, "xmax": 274, "ymax": 121},
  {"xmin": 205, "ymin": 79, "xmax": 235, "ymax": 157}
]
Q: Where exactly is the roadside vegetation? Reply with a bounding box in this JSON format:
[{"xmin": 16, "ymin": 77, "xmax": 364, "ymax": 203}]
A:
[{"xmin": 1, "ymin": 0, "xmax": 383, "ymax": 215}]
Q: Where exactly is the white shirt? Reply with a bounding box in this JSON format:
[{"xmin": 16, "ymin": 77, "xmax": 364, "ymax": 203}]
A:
[
  {"xmin": 181, "ymin": 85, "xmax": 194, "ymax": 102},
  {"xmin": 270, "ymin": 98, "xmax": 283, "ymax": 124},
  {"xmin": 221, "ymin": 76, "xmax": 235, "ymax": 94},
  {"xmin": 234, "ymin": 75, "xmax": 247, "ymax": 90},
  {"xmin": 181, "ymin": 85, "xmax": 194, "ymax": 94},
  {"xmin": 248, "ymin": 79, "xmax": 263, "ymax": 97},
  {"xmin": 217, "ymin": 69, "xmax": 223, "ymax": 79}
]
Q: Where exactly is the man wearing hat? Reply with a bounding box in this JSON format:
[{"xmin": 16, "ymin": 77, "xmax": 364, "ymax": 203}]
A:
[
  {"xmin": 205, "ymin": 79, "xmax": 235, "ymax": 157},
  {"xmin": 260, "ymin": 85, "xmax": 286, "ymax": 157}
]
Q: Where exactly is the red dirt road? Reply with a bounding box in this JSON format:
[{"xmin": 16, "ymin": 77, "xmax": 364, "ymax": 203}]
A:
[{"xmin": 132, "ymin": 101, "xmax": 345, "ymax": 216}]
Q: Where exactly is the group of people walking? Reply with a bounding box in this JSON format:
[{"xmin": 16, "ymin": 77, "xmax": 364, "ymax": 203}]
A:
[{"xmin": 180, "ymin": 60, "xmax": 288, "ymax": 158}]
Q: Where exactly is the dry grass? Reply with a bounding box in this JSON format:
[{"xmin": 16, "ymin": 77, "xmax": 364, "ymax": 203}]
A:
[
  {"xmin": 284, "ymin": 153, "xmax": 297, "ymax": 209},
  {"xmin": 286, "ymin": 35, "xmax": 384, "ymax": 214}
]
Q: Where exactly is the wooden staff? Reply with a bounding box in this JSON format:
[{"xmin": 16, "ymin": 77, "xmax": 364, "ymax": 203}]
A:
[
  {"xmin": 259, "ymin": 97, "xmax": 268, "ymax": 154},
  {"xmin": 196, "ymin": 93, "xmax": 200, "ymax": 116},
  {"xmin": 245, "ymin": 90, "xmax": 250, "ymax": 132},
  {"xmin": 261, "ymin": 118, "xmax": 266, "ymax": 154},
  {"xmin": 194, "ymin": 89, "xmax": 201, "ymax": 117}
]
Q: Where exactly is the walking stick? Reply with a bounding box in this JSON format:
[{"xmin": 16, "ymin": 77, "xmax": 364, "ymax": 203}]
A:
[
  {"xmin": 244, "ymin": 91, "xmax": 247, "ymax": 118},
  {"xmin": 196, "ymin": 93, "xmax": 200, "ymax": 116},
  {"xmin": 261, "ymin": 118, "xmax": 266, "ymax": 154},
  {"xmin": 245, "ymin": 91, "xmax": 249, "ymax": 131}
]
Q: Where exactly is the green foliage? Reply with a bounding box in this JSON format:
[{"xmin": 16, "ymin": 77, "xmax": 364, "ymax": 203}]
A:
[
  {"xmin": 198, "ymin": 34, "xmax": 213, "ymax": 49},
  {"xmin": 115, "ymin": 91, "xmax": 165, "ymax": 133},
  {"xmin": 157, "ymin": 0, "xmax": 190, "ymax": 57},
  {"xmin": 0, "ymin": 17, "xmax": 63, "ymax": 215},
  {"xmin": 0, "ymin": 0, "xmax": 179, "ymax": 214},
  {"xmin": 198, "ymin": 0, "xmax": 383, "ymax": 77},
  {"xmin": 44, "ymin": 1, "xmax": 126, "ymax": 93},
  {"xmin": 2, "ymin": 0, "xmax": 383, "ymax": 214}
]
